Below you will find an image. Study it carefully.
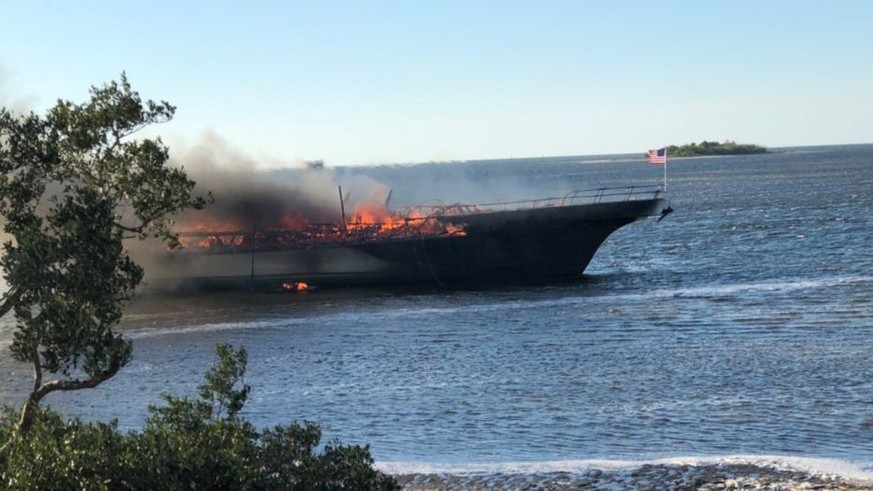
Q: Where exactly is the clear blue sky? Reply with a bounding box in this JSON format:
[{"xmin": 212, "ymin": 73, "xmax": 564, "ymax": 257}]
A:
[{"xmin": 2, "ymin": 1, "xmax": 871, "ymax": 166}]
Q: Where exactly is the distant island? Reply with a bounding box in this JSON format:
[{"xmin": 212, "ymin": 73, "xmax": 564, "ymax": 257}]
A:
[{"xmin": 665, "ymin": 140, "xmax": 768, "ymax": 157}]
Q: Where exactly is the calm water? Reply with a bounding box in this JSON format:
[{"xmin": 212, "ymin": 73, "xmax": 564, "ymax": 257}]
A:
[{"xmin": 2, "ymin": 145, "xmax": 873, "ymax": 473}]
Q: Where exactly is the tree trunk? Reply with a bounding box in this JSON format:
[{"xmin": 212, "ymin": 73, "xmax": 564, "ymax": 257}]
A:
[{"xmin": 17, "ymin": 394, "xmax": 41, "ymax": 433}]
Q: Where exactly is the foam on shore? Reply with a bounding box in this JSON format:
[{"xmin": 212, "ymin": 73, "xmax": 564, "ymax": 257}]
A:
[{"xmin": 379, "ymin": 455, "xmax": 873, "ymax": 490}]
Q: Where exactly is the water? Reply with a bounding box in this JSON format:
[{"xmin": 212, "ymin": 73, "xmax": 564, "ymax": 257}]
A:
[{"xmin": 2, "ymin": 144, "xmax": 873, "ymax": 478}]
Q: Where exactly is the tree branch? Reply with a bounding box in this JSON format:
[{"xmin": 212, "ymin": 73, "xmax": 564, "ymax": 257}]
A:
[
  {"xmin": 0, "ymin": 287, "xmax": 21, "ymax": 318},
  {"xmin": 114, "ymin": 222, "xmax": 146, "ymax": 234},
  {"xmin": 32, "ymin": 362, "xmax": 122, "ymax": 399},
  {"xmin": 42, "ymin": 343, "xmax": 125, "ymax": 399},
  {"xmin": 18, "ymin": 339, "xmax": 128, "ymax": 432}
]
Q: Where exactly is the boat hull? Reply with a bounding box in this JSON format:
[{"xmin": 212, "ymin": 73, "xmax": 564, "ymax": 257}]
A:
[{"xmin": 139, "ymin": 197, "xmax": 665, "ymax": 292}]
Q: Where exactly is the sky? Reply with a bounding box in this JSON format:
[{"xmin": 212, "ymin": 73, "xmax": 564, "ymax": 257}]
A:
[{"xmin": 1, "ymin": 1, "xmax": 872, "ymax": 167}]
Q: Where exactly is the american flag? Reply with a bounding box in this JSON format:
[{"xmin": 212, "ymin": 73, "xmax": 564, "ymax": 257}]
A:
[{"xmin": 648, "ymin": 147, "xmax": 667, "ymax": 165}]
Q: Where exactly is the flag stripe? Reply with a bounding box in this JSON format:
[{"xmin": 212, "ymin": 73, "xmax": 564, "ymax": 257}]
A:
[{"xmin": 648, "ymin": 147, "xmax": 667, "ymax": 165}]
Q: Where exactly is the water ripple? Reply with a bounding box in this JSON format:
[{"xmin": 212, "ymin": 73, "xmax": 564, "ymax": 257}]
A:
[{"xmin": 3, "ymin": 146, "xmax": 873, "ymax": 473}]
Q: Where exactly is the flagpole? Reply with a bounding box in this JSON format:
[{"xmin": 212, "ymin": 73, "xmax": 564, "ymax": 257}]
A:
[{"xmin": 663, "ymin": 147, "xmax": 668, "ymax": 193}]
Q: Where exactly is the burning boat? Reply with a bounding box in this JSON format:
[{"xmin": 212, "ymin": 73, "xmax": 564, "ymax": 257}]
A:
[{"xmin": 140, "ymin": 186, "xmax": 666, "ymax": 292}]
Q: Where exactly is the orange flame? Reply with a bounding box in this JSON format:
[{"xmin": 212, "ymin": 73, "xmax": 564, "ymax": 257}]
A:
[
  {"xmin": 281, "ymin": 281, "xmax": 309, "ymax": 293},
  {"xmin": 173, "ymin": 201, "xmax": 466, "ymax": 253}
]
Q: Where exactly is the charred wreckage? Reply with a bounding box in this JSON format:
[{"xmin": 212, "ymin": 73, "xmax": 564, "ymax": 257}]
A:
[{"xmin": 139, "ymin": 186, "xmax": 667, "ymax": 292}]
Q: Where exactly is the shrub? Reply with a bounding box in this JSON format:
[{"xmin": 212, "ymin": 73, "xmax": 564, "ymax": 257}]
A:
[{"xmin": 0, "ymin": 345, "xmax": 399, "ymax": 490}]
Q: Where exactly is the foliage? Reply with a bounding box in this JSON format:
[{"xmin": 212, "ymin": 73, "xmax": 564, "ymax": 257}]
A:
[
  {"xmin": 0, "ymin": 407, "xmax": 129, "ymax": 490},
  {"xmin": 0, "ymin": 344, "xmax": 399, "ymax": 490},
  {"xmin": 664, "ymin": 140, "xmax": 768, "ymax": 157},
  {"xmin": 0, "ymin": 74, "xmax": 206, "ymax": 433}
]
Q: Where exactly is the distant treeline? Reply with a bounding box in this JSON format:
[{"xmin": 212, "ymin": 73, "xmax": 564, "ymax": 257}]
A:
[{"xmin": 666, "ymin": 140, "xmax": 768, "ymax": 157}]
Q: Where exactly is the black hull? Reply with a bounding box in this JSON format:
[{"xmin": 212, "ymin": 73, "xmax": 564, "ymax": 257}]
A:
[
  {"xmin": 141, "ymin": 197, "xmax": 665, "ymax": 292},
  {"xmin": 352, "ymin": 199, "xmax": 661, "ymax": 285}
]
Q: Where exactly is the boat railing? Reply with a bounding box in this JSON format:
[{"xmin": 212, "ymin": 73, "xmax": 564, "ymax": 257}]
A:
[
  {"xmin": 414, "ymin": 186, "xmax": 662, "ymax": 216},
  {"xmin": 173, "ymin": 186, "xmax": 663, "ymax": 253}
]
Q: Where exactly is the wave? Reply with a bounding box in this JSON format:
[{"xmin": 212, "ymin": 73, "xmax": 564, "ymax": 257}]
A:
[
  {"xmin": 649, "ymin": 275, "xmax": 873, "ymax": 300},
  {"xmin": 124, "ymin": 318, "xmax": 307, "ymax": 340}
]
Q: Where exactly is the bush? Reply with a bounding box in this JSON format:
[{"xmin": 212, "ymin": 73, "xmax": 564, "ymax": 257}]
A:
[{"xmin": 0, "ymin": 345, "xmax": 399, "ymax": 490}]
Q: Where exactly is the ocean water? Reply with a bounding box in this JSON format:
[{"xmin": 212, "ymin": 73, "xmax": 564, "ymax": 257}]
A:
[{"xmin": 2, "ymin": 144, "xmax": 873, "ymax": 480}]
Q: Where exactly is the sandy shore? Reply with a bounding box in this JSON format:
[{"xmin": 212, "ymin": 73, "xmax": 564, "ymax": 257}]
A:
[{"xmin": 387, "ymin": 458, "xmax": 873, "ymax": 490}]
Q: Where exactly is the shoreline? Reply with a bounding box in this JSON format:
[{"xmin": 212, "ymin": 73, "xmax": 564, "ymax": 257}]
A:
[{"xmin": 381, "ymin": 456, "xmax": 873, "ymax": 490}]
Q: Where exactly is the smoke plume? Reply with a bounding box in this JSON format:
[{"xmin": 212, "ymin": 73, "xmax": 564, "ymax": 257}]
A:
[{"xmin": 171, "ymin": 133, "xmax": 391, "ymax": 231}]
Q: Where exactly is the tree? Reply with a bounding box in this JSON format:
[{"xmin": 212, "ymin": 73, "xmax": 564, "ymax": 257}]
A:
[
  {"xmin": 0, "ymin": 344, "xmax": 399, "ymax": 489},
  {"xmin": 0, "ymin": 74, "xmax": 206, "ymax": 438}
]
